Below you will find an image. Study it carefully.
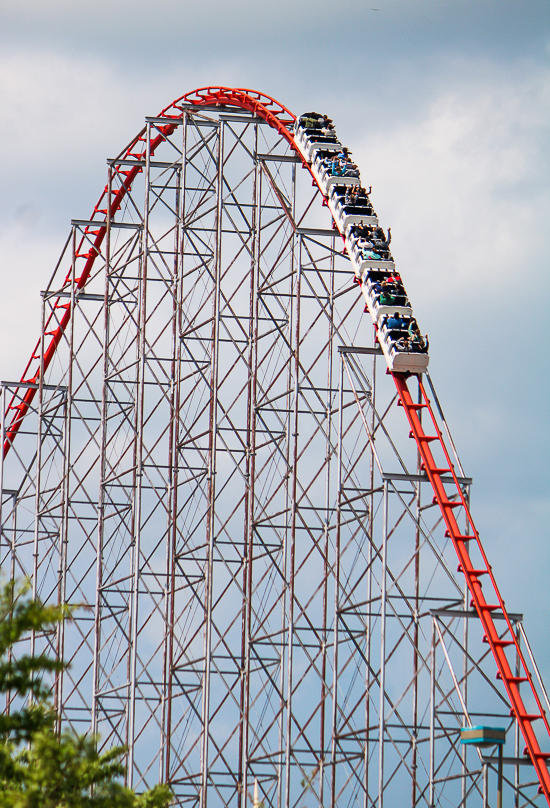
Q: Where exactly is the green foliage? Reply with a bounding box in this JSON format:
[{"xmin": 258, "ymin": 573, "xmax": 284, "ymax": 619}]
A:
[
  {"xmin": 0, "ymin": 581, "xmax": 173, "ymax": 807},
  {"xmin": 0, "ymin": 730, "xmax": 172, "ymax": 807},
  {"xmin": 0, "ymin": 579, "xmax": 65, "ymax": 741}
]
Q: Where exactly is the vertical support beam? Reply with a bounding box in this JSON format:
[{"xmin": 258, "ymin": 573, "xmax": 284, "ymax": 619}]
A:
[
  {"xmin": 462, "ymin": 488, "xmax": 470, "ymax": 808},
  {"xmin": 331, "ymin": 346, "xmax": 345, "ymax": 808},
  {"xmin": 239, "ymin": 121, "xmax": 260, "ymax": 808},
  {"xmin": 54, "ymin": 226, "xmax": 75, "ymax": 725},
  {"xmin": 30, "ymin": 281, "xmax": 49, "ymax": 671},
  {"xmin": 365, "ymin": 339, "xmax": 376, "ymax": 808},
  {"xmin": 32, "ymin": 286, "xmax": 47, "ymax": 609},
  {"xmin": 497, "ymin": 743, "xmax": 503, "ymax": 808},
  {"xmin": 284, "ymin": 231, "xmax": 302, "ymax": 808},
  {"xmin": 92, "ymin": 164, "xmax": 112, "ymax": 739},
  {"xmin": 378, "ymin": 480, "xmax": 389, "ymax": 808},
  {"xmin": 430, "ymin": 617, "xmax": 436, "ymax": 808},
  {"xmin": 277, "ymin": 157, "xmax": 292, "ymax": 808},
  {"xmin": 319, "ymin": 234, "xmax": 336, "ymax": 808},
  {"xmin": 200, "ymin": 118, "xmax": 224, "ymax": 808},
  {"xmin": 127, "ymin": 120, "xmax": 152, "ymax": 785},
  {"xmin": 412, "ymin": 376, "xmax": 421, "ymax": 808},
  {"xmin": 160, "ymin": 122, "xmax": 184, "ymax": 783},
  {"xmin": 164, "ymin": 110, "xmax": 188, "ymax": 785}
]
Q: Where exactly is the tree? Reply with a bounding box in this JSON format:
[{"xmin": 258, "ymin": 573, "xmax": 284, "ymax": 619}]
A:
[{"xmin": 0, "ymin": 580, "xmax": 172, "ymax": 807}]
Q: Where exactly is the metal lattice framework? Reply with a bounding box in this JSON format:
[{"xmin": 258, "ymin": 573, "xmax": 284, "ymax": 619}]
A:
[{"xmin": 1, "ymin": 88, "xmax": 550, "ymax": 808}]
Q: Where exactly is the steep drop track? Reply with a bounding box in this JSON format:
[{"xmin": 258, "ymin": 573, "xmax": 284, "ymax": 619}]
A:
[{"xmin": 3, "ymin": 86, "xmax": 550, "ymax": 803}]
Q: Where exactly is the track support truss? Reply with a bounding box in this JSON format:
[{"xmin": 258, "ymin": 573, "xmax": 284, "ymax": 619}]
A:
[{"xmin": 1, "ymin": 87, "xmax": 550, "ymax": 808}]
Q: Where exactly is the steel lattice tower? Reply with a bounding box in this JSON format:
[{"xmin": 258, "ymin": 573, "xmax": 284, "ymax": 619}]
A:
[{"xmin": 1, "ymin": 88, "xmax": 550, "ymax": 808}]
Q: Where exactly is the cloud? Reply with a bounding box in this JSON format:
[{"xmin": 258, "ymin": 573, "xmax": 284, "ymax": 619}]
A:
[
  {"xmin": 348, "ymin": 58, "xmax": 550, "ymax": 308},
  {"xmin": 1, "ymin": 0, "xmax": 548, "ymax": 69}
]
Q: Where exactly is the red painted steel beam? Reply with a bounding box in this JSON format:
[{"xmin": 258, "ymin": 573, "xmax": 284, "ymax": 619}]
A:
[{"xmin": 392, "ymin": 371, "xmax": 550, "ymax": 803}]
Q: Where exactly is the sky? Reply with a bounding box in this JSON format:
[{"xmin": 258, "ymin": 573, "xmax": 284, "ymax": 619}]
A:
[{"xmin": 0, "ymin": 0, "xmax": 549, "ymax": 675}]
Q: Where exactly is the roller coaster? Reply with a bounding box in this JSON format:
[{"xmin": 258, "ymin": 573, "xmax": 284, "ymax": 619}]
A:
[
  {"xmin": 294, "ymin": 113, "xmax": 429, "ymax": 373},
  {"xmin": 1, "ymin": 87, "xmax": 548, "ymax": 808}
]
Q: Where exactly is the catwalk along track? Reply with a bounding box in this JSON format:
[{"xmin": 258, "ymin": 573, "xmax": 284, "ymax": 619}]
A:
[{"xmin": 1, "ymin": 87, "xmax": 549, "ymax": 808}]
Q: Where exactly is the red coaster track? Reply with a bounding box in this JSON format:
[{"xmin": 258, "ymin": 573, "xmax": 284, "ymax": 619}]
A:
[{"xmin": 3, "ymin": 86, "xmax": 550, "ymax": 803}]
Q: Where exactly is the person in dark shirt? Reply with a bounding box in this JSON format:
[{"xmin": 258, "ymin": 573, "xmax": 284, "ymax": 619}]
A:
[
  {"xmin": 407, "ymin": 319, "xmax": 429, "ymax": 352},
  {"xmin": 383, "ymin": 312, "xmax": 408, "ymax": 330},
  {"xmin": 371, "ymin": 226, "xmax": 390, "ymax": 249},
  {"xmin": 371, "ymin": 280, "xmax": 384, "ymax": 295},
  {"xmin": 355, "ymin": 222, "xmax": 375, "ymax": 240},
  {"xmin": 354, "ymin": 188, "xmax": 371, "ymax": 207}
]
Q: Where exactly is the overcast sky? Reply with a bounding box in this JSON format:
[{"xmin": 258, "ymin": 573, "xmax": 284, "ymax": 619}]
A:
[{"xmin": 1, "ymin": 0, "xmax": 549, "ymax": 674}]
